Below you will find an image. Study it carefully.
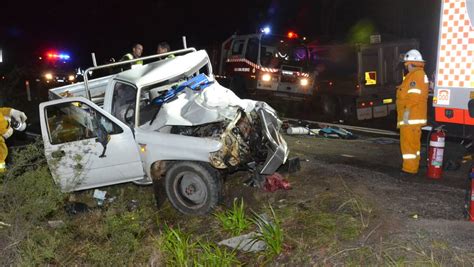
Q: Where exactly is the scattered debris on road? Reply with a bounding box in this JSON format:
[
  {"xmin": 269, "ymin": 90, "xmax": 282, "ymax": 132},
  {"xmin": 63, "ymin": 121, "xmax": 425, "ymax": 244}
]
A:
[
  {"xmin": 93, "ymin": 189, "xmax": 107, "ymax": 206},
  {"xmin": 64, "ymin": 202, "xmax": 90, "ymax": 215},
  {"xmin": 218, "ymin": 232, "xmax": 266, "ymax": 252},
  {"xmin": 340, "ymin": 154, "xmax": 355, "ymax": 158},
  {"xmin": 0, "ymin": 221, "xmax": 12, "ymax": 228},
  {"xmin": 127, "ymin": 200, "xmax": 139, "ymax": 212},
  {"xmin": 48, "ymin": 220, "xmax": 65, "ymax": 228},
  {"xmin": 284, "ymin": 120, "xmax": 356, "ymax": 139},
  {"xmin": 277, "ymin": 157, "xmax": 301, "ymax": 173},
  {"xmin": 264, "ymin": 172, "xmax": 291, "ymax": 192}
]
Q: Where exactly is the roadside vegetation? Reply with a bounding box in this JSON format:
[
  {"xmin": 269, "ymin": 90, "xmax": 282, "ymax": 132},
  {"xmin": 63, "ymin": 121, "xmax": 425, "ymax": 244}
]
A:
[{"xmin": 1, "ymin": 141, "xmax": 473, "ymax": 265}]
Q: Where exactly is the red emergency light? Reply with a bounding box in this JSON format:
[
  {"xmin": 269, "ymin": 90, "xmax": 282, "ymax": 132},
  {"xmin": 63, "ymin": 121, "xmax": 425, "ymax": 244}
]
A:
[{"xmin": 287, "ymin": 31, "xmax": 299, "ymax": 39}]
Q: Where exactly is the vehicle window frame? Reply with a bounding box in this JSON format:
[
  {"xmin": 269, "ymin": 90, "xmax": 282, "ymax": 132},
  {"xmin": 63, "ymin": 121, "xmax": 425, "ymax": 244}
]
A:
[
  {"xmin": 231, "ymin": 40, "xmax": 246, "ymax": 56},
  {"xmin": 111, "ymin": 81, "xmax": 138, "ymax": 126},
  {"xmin": 45, "ymin": 101, "xmax": 123, "ymax": 145},
  {"xmin": 245, "ymin": 37, "xmax": 260, "ymax": 63}
]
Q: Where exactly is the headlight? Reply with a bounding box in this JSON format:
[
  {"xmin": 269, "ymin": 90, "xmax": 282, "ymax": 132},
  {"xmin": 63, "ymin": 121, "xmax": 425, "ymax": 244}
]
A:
[
  {"xmin": 300, "ymin": 78, "xmax": 309, "ymax": 86},
  {"xmin": 44, "ymin": 73, "xmax": 53, "ymax": 80},
  {"xmin": 68, "ymin": 75, "xmax": 75, "ymax": 81},
  {"xmin": 261, "ymin": 73, "xmax": 272, "ymax": 82}
]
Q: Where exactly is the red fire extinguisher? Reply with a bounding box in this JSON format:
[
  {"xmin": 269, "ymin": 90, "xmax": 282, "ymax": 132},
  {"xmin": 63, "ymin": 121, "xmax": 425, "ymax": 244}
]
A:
[{"xmin": 427, "ymin": 128, "xmax": 446, "ymax": 179}]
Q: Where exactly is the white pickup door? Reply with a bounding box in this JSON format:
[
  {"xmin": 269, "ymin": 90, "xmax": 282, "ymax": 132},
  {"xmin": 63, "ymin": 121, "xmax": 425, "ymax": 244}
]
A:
[{"xmin": 39, "ymin": 97, "xmax": 145, "ymax": 191}]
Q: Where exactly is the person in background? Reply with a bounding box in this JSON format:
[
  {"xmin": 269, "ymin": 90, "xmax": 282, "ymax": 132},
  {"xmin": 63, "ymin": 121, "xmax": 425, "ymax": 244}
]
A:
[
  {"xmin": 396, "ymin": 49, "xmax": 429, "ymax": 176},
  {"xmin": 157, "ymin": 42, "xmax": 175, "ymax": 58},
  {"xmin": 120, "ymin": 43, "xmax": 144, "ymax": 69}
]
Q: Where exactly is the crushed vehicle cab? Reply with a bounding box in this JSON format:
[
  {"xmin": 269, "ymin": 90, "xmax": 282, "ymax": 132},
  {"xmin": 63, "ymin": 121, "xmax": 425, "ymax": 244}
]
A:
[{"xmin": 39, "ymin": 48, "xmax": 289, "ymax": 215}]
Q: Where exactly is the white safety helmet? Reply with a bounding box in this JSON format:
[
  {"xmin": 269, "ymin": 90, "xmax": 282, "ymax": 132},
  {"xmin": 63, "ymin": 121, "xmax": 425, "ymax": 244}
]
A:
[{"xmin": 404, "ymin": 49, "xmax": 424, "ymax": 62}]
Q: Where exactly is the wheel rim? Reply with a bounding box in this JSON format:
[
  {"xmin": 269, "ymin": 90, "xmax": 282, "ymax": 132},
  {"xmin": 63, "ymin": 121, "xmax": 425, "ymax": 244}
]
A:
[{"xmin": 177, "ymin": 172, "xmax": 207, "ymax": 205}]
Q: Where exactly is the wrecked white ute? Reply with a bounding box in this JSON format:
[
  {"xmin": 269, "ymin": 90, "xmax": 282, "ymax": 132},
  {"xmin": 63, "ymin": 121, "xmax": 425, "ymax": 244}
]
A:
[{"xmin": 39, "ymin": 49, "xmax": 288, "ymax": 215}]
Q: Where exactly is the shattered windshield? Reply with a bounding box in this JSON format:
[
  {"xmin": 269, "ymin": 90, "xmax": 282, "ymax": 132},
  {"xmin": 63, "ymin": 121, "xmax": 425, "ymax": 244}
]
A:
[
  {"xmin": 260, "ymin": 35, "xmax": 309, "ymax": 68},
  {"xmin": 138, "ymin": 81, "xmax": 174, "ymax": 126}
]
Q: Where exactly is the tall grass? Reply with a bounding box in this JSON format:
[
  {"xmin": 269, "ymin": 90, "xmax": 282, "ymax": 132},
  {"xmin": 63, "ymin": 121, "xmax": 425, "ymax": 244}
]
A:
[
  {"xmin": 214, "ymin": 198, "xmax": 251, "ymax": 236},
  {"xmin": 1, "ymin": 142, "xmax": 65, "ymax": 265},
  {"xmin": 251, "ymin": 205, "xmax": 284, "ymax": 257},
  {"xmin": 160, "ymin": 225, "xmax": 241, "ymax": 266},
  {"xmin": 161, "ymin": 225, "xmax": 197, "ymax": 266},
  {"xmin": 195, "ymin": 242, "xmax": 240, "ymax": 266}
]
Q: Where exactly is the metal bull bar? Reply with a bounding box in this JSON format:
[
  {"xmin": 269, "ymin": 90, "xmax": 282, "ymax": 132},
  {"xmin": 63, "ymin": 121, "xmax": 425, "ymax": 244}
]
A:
[{"xmin": 83, "ymin": 48, "xmax": 197, "ymax": 100}]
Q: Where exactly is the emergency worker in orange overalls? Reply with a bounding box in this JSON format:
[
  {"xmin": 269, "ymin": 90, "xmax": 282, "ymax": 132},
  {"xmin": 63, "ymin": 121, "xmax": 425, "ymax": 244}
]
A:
[
  {"xmin": 0, "ymin": 108, "xmax": 27, "ymax": 173},
  {"xmin": 396, "ymin": 49, "xmax": 429, "ymax": 175}
]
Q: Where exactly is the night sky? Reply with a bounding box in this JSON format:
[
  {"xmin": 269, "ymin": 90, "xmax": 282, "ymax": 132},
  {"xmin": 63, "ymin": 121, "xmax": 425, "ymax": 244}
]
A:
[{"xmin": 1, "ymin": 0, "xmax": 440, "ymax": 72}]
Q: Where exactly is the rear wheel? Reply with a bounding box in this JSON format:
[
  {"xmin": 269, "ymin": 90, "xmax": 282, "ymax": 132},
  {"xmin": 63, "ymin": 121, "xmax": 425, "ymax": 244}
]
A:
[{"xmin": 165, "ymin": 161, "xmax": 221, "ymax": 215}]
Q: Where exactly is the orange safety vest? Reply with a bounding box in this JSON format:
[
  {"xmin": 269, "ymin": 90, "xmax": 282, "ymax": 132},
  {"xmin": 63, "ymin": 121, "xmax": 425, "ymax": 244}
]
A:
[{"xmin": 396, "ymin": 68, "xmax": 428, "ymax": 127}]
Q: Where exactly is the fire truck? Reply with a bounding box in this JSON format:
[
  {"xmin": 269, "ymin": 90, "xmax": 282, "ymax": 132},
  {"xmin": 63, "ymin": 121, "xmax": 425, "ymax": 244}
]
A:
[
  {"xmin": 217, "ymin": 32, "xmax": 419, "ymax": 121},
  {"xmin": 433, "ymin": 0, "xmax": 474, "ymax": 138},
  {"xmin": 433, "ymin": 0, "xmax": 474, "ymax": 221},
  {"xmin": 217, "ymin": 32, "xmax": 315, "ymax": 102},
  {"xmin": 305, "ymin": 38, "xmax": 419, "ymax": 121}
]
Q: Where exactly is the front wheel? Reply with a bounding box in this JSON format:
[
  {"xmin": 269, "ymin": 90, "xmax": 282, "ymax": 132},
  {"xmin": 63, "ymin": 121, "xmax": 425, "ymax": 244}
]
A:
[{"xmin": 165, "ymin": 161, "xmax": 221, "ymax": 215}]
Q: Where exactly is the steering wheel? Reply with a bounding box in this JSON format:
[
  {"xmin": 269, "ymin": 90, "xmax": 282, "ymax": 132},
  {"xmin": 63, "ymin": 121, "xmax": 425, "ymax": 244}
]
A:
[{"xmin": 124, "ymin": 103, "xmax": 135, "ymax": 125}]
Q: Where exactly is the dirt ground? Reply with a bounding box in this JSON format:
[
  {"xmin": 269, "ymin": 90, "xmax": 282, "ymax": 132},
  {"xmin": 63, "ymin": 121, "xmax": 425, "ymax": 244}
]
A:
[
  {"xmin": 189, "ymin": 128, "xmax": 472, "ymax": 264},
  {"xmin": 281, "ymin": 133, "xmax": 474, "ymax": 260}
]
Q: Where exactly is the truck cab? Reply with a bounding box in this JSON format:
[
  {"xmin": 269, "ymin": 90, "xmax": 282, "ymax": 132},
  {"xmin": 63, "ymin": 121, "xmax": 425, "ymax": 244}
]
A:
[
  {"xmin": 39, "ymin": 48, "xmax": 289, "ymax": 215},
  {"xmin": 307, "ymin": 39, "xmax": 419, "ymax": 121},
  {"xmin": 218, "ymin": 33, "xmax": 314, "ymax": 101}
]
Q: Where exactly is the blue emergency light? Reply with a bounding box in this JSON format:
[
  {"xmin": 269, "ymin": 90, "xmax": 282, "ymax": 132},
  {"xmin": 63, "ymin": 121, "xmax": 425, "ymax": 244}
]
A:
[
  {"xmin": 59, "ymin": 54, "xmax": 70, "ymax": 60},
  {"xmin": 261, "ymin": 26, "xmax": 271, "ymax": 35}
]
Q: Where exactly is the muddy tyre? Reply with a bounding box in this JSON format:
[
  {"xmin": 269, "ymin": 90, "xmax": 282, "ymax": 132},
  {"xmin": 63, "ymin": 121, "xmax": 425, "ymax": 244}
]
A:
[{"xmin": 164, "ymin": 161, "xmax": 221, "ymax": 215}]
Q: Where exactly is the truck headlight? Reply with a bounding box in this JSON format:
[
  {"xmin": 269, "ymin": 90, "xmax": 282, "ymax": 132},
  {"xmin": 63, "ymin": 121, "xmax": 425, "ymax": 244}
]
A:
[
  {"xmin": 261, "ymin": 73, "xmax": 272, "ymax": 82},
  {"xmin": 68, "ymin": 75, "xmax": 75, "ymax": 81},
  {"xmin": 44, "ymin": 73, "xmax": 53, "ymax": 80},
  {"xmin": 300, "ymin": 78, "xmax": 309, "ymax": 86}
]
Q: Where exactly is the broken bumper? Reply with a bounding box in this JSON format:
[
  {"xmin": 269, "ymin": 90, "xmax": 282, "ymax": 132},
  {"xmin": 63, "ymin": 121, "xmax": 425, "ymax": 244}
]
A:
[{"xmin": 257, "ymin": 104, "xmax": 289, "ymax": 174}]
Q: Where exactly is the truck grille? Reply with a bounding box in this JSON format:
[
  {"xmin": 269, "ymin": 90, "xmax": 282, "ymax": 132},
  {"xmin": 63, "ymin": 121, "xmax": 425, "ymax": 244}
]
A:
[{"xmin": 280, "ymin": 73, "xmax": 297, "ymax": 83}]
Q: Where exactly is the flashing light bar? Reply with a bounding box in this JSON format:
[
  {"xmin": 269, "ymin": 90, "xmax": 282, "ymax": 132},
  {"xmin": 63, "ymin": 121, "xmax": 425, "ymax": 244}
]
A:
[{"xmin": 46, "ymin": 52, "xmax": 71, "ymax": 60}]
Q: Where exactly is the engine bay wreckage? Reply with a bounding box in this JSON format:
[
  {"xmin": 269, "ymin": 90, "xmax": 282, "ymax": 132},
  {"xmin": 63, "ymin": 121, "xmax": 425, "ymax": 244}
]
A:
[{"xmin": 145, "ymin": 73, "xmax": 289, "ymax": 178}]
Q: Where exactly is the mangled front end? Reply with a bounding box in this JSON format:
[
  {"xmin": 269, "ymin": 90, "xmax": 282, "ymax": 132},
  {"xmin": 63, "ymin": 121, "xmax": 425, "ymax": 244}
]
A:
[
  {"xmin": 190, "ymin": 83, "xmax": 289, "ymax": 174},
  {"xmin": 153, "ymin": 79, "xmax": 289, "ymax": 174},
  {"xmin": 208, "ymin": 102, "xmax": 288, "ymax": 175}
]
